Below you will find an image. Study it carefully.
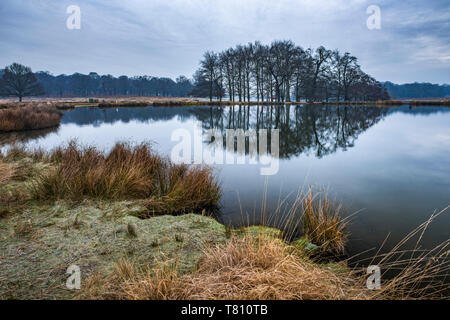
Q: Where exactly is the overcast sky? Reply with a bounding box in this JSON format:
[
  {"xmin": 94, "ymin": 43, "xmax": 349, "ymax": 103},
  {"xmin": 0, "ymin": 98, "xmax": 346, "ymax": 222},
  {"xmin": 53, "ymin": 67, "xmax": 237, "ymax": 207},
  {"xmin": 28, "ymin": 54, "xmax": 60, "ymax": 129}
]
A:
[{"xmin": 0, "ymin": 0, "xmax": 448, "ymax": 84}]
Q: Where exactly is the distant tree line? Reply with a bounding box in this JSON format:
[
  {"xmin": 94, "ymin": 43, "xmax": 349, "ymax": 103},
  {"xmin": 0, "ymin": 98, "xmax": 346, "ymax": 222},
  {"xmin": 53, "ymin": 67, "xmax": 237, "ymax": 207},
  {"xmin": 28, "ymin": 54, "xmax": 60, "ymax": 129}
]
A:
[
  {"xmin": 33, "ymin": 72, "xmax": 194, "ymax": 98},
  {"xmin": 383, "ymin": 81, "xmax": 450, "ymax": 99},
  {"xmin": 192, "ymin": 40, "xmax": 390, "ymax": 102},
  {"xmin": 0, "ymin": 64, "xmax": 194, "ymax": 99},
  {"xmin": 2, "ymin": 58, "xmax": 448, "ymax": 102}
]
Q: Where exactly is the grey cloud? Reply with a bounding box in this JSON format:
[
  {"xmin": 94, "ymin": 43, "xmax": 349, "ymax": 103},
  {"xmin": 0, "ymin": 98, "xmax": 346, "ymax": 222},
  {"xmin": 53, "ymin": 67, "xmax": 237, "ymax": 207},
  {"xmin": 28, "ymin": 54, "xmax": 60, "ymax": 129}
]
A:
[{"xmin": 0, "ymin": 0, "xmax": 448, "ymax": 83}]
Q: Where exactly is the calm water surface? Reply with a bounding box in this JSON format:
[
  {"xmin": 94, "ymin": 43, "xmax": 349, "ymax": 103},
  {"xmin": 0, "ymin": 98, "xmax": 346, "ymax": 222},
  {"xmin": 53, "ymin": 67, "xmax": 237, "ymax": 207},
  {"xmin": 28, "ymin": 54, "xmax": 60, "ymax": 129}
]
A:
[{"xmin": 2, "ymin": 104, "xmax": 449, "ymax": 259}]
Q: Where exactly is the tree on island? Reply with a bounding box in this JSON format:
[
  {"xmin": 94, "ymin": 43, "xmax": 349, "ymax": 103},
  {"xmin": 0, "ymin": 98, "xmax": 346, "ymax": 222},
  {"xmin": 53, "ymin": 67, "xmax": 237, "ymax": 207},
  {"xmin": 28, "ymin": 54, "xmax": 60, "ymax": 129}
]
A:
[
  {"xmin": 192, "ymin": 40, "xmax": 390, "ymax": 102},
  {"xmin": 0, "ymin": 63, "xmax": 44, "ymax": 101}
]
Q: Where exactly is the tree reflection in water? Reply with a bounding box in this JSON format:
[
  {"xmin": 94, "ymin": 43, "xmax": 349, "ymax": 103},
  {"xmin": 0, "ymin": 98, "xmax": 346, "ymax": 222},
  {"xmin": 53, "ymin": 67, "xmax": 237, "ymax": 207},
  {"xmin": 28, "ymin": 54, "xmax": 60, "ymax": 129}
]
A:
[
  {"xmin": 192, "ymin": 105, "xmax": 388, "ymax": 159},
  {"xmin": 1, "ymin": 104, "xmax": 388, "ymax": 159}
]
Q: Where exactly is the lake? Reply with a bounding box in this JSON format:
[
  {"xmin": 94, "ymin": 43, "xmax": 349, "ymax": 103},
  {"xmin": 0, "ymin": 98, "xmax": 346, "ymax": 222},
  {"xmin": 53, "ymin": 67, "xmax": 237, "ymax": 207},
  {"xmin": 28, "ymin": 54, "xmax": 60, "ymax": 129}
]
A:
[{"xmin": 2, "ymin": 104, "xmax": 449, "ymax": 260}]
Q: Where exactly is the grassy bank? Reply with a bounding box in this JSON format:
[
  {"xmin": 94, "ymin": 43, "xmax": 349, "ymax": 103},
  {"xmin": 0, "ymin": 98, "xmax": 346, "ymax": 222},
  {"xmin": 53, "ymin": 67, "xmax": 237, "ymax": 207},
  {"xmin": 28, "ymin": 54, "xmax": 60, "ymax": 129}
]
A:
[
  {"xmin": 0, "ymin": 148, "xmax": 448, "ymax": 300},
  {"xmin": 5, "ymin": 142, "xmax": 221, "ymax": 216}
]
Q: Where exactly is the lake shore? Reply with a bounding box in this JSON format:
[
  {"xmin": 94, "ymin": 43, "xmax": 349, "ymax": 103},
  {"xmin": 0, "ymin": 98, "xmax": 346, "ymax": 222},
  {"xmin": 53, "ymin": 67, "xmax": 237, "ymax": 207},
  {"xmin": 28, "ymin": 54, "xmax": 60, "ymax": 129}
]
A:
[
  {"xmin": 1, "ymin": 96, "xmax": 449, "ymax": 111},
  {"xmin": 0, "ymin": 151, "xmax": 352, "ymax": 300},
  {"xmin": 1, "ymin": 97, "xmax": 448, "ymax": 134},
  {"xmin": 0, "ymin": 145, "xmax": 448, "ymax": 300}
]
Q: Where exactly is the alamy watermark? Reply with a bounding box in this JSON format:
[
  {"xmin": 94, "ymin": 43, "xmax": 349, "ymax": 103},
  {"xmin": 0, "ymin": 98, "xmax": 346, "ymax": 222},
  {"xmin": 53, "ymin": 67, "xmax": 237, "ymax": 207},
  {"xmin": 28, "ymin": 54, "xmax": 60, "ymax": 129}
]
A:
[
  {"xmin": 65, "ymin": 4, "xmax": 380, "ymax": 31},
  {"xmin": 171, "ymin": 121, "xmax": 280, "ymax": 176},
  {"xmin": 366, "ymin": 265, "xmax": 381, "ymax": 290},
  {"xmin": 366, "ymin": 5, "xmax": 381, "ymax": 30},
  {"xmin": 66, "ymin": 264, "xmax": 81, "ymax": 290},
  {"xmin": 66, "ymin": 5, "xmax": 81, "ymax": 30}
]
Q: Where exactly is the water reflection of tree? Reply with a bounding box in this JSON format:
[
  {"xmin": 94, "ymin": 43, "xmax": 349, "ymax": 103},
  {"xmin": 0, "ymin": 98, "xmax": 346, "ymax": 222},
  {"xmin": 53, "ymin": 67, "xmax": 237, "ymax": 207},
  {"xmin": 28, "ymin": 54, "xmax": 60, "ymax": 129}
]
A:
[
  {"xmin": 192, "ymin": 105, "xmax": 387, "ymax": 159},
  {"xmin": 51, "ymin": 105, "xmax": 388, "ymax": 159}
]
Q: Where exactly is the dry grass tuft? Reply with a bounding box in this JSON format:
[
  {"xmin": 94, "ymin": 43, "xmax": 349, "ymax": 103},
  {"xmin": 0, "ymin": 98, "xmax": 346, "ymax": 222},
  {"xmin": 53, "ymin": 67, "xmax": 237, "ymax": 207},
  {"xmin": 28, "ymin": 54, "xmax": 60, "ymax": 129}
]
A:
[
  {"xmin": 179, "ymin": 235, "xmax": 364, "ymax": 300},
  {"xmin": 31, "ymin": 142, "xmax": 221, "ymax": 215},
  {"xmin": 80, "ymin": 259, "xmax": 181, "ymax": 300},
  {"xmin": 0, "ymin": 106, "xmax": 62, "ymax": 132},
  {"xmin": 301, "ymin": 189, "xmax": 349, "ymax": 256},
  {"xmin": 79, "ymin": 234, "xmax": 367, "ymax": 300},
  {"xmin": 79, "ymin": 225, "xmax": 449, "ymax": 300},
  {"xmin": 254, "ymin": 185, "xmax": 350, "ymax": 257}
]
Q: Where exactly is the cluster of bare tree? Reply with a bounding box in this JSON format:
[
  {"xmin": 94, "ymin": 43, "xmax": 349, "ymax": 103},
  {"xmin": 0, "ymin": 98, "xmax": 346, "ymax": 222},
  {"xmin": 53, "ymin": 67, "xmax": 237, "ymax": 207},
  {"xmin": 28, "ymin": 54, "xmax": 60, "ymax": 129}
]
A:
[{"xmin": 192, "ymin": 40, "xmax": 390, "ymax": 102}]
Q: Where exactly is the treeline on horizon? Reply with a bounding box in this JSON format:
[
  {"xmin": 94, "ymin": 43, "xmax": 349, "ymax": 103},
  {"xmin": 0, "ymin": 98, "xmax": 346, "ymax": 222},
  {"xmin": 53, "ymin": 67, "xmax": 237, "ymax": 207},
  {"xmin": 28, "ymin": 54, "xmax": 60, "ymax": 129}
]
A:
[
  {"xmin": 0, "ymin": 68, "xmax": 194, "ymax": 98},
  {"xmin": 0, "ymin": 39, "xmax": 448, "ymax": 101},
  {"xmin": 383, "ymin": 81, "xmax": 450, "ymax": 99},
  {"xmin": 191, "ymin": 40, "xmax": 390, "ymax": 102},
  {"xmin": 35, "ymin": 72, "xmax": 194, "ymax": 98}
]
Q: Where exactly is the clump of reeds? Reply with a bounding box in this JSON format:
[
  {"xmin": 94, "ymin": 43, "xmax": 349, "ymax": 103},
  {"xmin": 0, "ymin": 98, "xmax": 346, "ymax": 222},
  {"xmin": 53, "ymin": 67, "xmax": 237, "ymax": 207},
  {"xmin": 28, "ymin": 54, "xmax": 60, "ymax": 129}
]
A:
[
  {"xmin": 237, "ymin": 184, "xmax": 349, "ymax": 257},
  {"xmin": 0, "ymin": 106, "xmax": 62, "ymax": 133},
  {"xmin": 31, "ymin": 141, "xmax": 221, "ymax": 215},
  {"xmin": 300, "ymin": 188, "xmax": 349, "ymax": 256}
]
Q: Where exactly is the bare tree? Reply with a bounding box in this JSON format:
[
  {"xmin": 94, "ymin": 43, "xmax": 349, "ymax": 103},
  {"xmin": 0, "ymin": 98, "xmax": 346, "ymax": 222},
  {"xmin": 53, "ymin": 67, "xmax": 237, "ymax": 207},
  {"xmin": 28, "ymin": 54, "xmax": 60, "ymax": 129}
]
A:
[
  {"xmin": 0, "ymin": 63, "xmax": 44, "ymax": 101},
  {"xmin": 200, "ymin": 51, "xmax": 221, "ymax": 102},
  {"xmin": 334, "ymin": 52, "xmax": 360, "ymax": 101},
  {"xmin": 220, "ymin": 48, "xmax": 237, "ymax": 102},
  {"xmin": 308, "ymin": 46, "xmax": 333, "ymax": 101}
]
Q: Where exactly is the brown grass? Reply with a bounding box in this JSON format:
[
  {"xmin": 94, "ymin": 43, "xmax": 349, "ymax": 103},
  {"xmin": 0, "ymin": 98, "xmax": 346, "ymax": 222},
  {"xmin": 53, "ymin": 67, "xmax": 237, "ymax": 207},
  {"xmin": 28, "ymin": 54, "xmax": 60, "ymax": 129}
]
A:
[
  {"xmin": 79, "ymin": 234, "xmax": 367, "ymax": 300},
  {"xmin": 76, "ymin": 197, "xmax": 449, "ymax": 301},
  {"xmin": 31, "ymin": 142, "xmax": 221, "ymax": 215},
  {"xmin": 79, "ymin": 216, "xmax": 449, "ymax": 300},
  {"xmin": 0, "ymin": 106, "xmax": 62, "ymax": 133}
]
